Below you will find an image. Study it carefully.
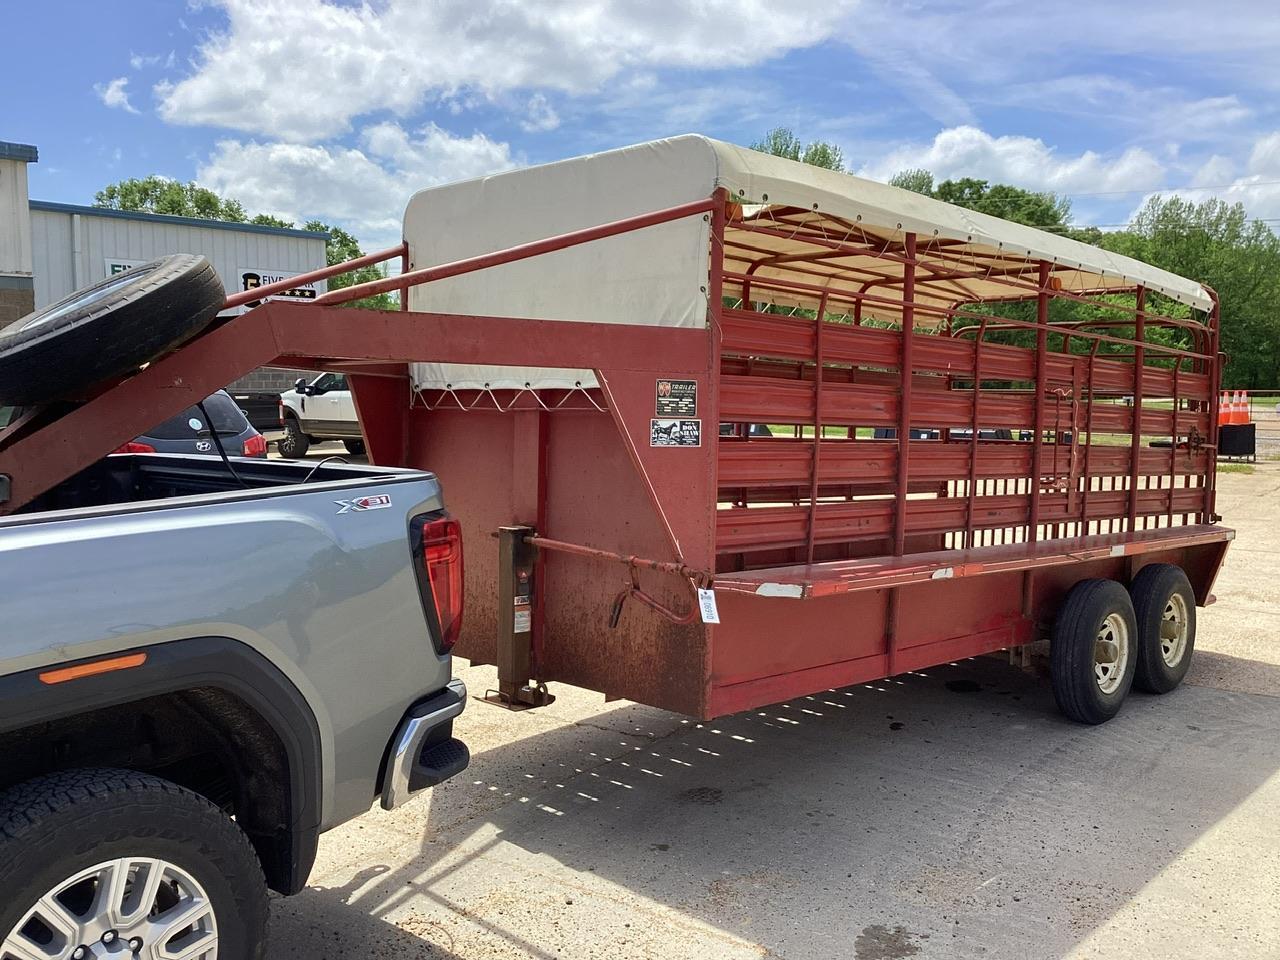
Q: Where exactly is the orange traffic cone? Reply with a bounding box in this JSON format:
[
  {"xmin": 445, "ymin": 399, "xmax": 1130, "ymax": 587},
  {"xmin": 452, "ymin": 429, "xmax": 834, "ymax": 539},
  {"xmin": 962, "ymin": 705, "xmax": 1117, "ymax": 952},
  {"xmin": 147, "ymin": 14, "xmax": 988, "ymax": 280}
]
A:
[
  {"xmin": 1240, "ymin": 391, "xmax": 1252, "ymax": 424},
  {"xmin": 1218, "ymin": 391, "xmax": 1230, "ymax": 426}
]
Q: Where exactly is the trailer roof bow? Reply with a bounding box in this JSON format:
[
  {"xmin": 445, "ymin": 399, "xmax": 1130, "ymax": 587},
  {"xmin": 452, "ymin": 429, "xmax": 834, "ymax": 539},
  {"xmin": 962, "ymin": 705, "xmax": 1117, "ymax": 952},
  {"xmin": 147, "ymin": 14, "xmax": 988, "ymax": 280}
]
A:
[{"xmin": 403, "ymin": 135, "xmax": 1212, "ymax": 392}]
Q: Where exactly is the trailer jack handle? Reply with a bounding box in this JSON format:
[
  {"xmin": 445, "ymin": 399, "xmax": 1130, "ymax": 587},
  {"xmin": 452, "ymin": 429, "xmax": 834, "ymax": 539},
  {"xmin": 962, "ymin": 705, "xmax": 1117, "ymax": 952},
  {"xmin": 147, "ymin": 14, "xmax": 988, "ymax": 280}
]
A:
[
  {"xmin": 609, "ymin": 566, "xmax": 703, "ymax": 627},
  {"xmin": 526, "ymin": 535, "xmax": 711, "ymax": 628}
]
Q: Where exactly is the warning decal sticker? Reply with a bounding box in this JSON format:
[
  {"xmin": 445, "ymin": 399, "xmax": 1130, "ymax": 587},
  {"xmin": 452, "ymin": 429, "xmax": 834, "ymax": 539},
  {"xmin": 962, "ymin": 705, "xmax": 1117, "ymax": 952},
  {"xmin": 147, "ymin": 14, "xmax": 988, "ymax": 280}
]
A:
[
  {"xmin": 650, "ymin": 419, "xmax": 701, "ymax": 447},
  {"xmin": 656, "ymin": 379, "xmax": 697, "ymax": 416}
]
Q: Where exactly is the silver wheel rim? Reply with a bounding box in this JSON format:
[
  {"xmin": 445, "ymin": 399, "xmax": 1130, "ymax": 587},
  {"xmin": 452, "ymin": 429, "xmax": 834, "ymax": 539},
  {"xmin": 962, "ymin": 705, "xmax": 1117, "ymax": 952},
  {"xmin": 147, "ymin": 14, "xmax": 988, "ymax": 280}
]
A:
[
  {"xmin": 2, "ymin": 857, "xmax": 218, "ymax": 960},
  {"xmin": 1160, "ymin": 593, "xmax": 1189, "ymax": 667},
  {"xmin": 1094, "ymin": 612, "xmax": 1130, "ymax": 695}
]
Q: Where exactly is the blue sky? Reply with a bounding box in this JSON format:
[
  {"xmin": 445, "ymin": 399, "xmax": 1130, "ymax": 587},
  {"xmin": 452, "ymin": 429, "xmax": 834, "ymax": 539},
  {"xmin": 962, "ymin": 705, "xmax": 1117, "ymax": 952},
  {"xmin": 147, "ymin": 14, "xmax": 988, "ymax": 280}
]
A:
[{"xmin": 8, "ymin": 1, "xmax": 1280, "ymax": 250}]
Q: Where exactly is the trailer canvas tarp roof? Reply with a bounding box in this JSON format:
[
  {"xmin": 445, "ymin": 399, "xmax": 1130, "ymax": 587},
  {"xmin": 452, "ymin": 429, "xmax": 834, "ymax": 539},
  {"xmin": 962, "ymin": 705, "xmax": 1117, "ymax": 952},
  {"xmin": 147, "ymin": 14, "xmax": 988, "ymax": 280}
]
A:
[{"xmin": 404, "ymin": 134, "xmax": 1212, "ymax": 391}]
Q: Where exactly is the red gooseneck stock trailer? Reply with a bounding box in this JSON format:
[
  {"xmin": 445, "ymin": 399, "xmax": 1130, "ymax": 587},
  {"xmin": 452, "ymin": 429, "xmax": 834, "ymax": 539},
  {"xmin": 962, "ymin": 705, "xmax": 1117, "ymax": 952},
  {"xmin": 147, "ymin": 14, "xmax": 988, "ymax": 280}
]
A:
[{"xmin": 0, "ymin": 136, "xmax": 1232, "ymax": 724}]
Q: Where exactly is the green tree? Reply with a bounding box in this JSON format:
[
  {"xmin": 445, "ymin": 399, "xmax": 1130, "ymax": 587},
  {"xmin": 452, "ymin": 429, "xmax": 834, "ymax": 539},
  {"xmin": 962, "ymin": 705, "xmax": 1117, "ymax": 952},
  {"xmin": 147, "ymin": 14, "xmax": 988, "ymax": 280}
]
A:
[
  {"xmin": 95, "ymin": 176, "xmax": 250, "ymax": 222},
  {"xmin": 887, "ymin": 168, "xmax": 934, "ymax": 196},
  {"xmin": 886, "ymin": 170, "xmax": 1072, "ymax": 230},
  {"xmin": 751, "ymin": 127, "xmax": 845, "ymax": 172},
  {"xmin": 1100, "ymin": 196, "xmax": 1280, "ymax": 389}
]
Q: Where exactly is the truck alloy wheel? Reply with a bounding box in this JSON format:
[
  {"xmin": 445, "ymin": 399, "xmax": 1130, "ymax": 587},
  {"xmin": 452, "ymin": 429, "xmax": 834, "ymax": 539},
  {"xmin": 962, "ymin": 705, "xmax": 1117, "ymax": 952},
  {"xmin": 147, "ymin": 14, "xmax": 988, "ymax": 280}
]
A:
[
  {"xmin": 4, "ymin": 857, "xmax": 218, "ymax": 960},
  {"xmin": 0, "ymin": 769, "xmax": 268, "ymax": 960}
]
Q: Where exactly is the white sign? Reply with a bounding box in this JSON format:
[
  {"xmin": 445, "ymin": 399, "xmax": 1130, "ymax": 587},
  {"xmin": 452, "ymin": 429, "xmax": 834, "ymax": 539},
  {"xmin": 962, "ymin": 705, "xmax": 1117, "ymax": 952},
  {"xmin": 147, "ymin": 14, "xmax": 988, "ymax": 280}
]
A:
[
  {"xmin": 105, "ymin": 258, "xmax": 147, "ymax": 277},
  {"xmin": 235, "ymin": 267, "xmax": 326, "ymax": 312},
  {"xmin": 697, "ymin": 588, "xmax": 720, "ymax": 624}
]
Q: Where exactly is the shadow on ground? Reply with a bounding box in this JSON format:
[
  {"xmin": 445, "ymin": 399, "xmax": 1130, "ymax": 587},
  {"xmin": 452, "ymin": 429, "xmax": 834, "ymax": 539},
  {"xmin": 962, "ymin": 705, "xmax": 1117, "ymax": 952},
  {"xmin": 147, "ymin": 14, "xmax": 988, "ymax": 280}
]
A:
[{"xmin": 270, "ymin": 653, "xmax": 1280, "ymax": 958}]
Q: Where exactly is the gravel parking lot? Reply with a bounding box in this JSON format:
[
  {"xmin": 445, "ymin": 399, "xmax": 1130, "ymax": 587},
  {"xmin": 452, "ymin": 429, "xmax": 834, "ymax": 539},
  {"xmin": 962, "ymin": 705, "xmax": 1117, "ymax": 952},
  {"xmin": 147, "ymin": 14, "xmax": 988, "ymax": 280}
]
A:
[{"xmin": 268, "ymin": 462, "xmax": 1280, "ymax": 960}]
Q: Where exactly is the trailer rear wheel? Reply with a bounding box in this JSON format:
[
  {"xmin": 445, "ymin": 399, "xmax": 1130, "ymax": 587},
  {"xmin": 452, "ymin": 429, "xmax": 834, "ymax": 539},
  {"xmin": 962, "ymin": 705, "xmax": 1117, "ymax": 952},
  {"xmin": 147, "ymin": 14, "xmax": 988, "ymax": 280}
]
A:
[
  {"xmin": 1129, "ymin": 563, "xmax": 1196, "ymax": 694},
  {"xmin": 1051, "ymin": 579, "xmax": 1138, "ymax": 724}
]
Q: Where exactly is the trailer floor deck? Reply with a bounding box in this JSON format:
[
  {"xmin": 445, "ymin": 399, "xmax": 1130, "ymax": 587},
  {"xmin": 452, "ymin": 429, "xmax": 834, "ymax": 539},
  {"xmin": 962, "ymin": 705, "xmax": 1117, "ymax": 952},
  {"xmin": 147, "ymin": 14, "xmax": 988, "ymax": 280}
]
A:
[
  {"xmin": 269, "ymin": 464, "xmax": 1280, "ymax": 960},
  {"xmin": 715, "ymin": 524, "xmax": 1234, "ymax": 598}
]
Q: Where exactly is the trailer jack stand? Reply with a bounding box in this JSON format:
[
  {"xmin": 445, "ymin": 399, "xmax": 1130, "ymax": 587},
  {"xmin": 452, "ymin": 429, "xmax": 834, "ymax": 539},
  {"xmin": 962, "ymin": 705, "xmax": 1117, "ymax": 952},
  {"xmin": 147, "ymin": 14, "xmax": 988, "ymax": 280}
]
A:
[{"xmin": 480, "ymin": 526, "xmax": 556, "ymax": 712}]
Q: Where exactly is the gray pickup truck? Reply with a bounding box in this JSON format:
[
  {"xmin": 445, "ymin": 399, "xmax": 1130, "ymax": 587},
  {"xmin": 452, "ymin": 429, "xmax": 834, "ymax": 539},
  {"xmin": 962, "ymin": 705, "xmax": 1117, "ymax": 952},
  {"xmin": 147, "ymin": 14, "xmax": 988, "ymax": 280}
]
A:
[{"xmin": 0, "ymin": 453, "xmax": 469, "ymax": 959}]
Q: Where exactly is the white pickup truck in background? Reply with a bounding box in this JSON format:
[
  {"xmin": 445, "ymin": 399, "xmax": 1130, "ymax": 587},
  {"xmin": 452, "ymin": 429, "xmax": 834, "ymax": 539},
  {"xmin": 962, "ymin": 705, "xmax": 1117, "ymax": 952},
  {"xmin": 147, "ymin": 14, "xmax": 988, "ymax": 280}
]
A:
[{"xmin": 278, "ymin": 372, "xmax": 365, "ymax": 457}]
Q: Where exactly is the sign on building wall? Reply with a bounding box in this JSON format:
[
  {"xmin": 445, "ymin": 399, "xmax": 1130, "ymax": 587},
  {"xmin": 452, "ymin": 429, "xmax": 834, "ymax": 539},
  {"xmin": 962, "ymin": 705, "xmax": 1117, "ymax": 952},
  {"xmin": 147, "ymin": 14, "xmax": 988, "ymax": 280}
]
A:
[
  {"xmin": 235, "ymin": 267, "xmax": 326, "ymax": 310},
  {"xmin": 105, "ymin": 258, "xmax": 147, "ymax": 277}
]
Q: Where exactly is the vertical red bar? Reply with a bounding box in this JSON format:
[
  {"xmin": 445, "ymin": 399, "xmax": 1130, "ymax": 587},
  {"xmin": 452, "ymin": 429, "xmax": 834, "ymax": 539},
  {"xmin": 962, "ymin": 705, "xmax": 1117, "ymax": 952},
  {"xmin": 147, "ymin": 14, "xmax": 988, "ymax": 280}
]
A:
[
  {"xmin": 1127, "ymin": 286, "xmax": 1146, "ymax": 532},
  {"xmin": 400, "ymin": 243, "xmax": 410, "ymax": 311},
  {"xmin": 1027, "ymin": 261, "xmax": 1050, "ymax": 543},
  {"xmin": 806, "ymin": 292, "xmax": 830, "ymax": 563},
  {"xmin": 893, "ymin": 234, "xmax": 917, "ymax": 556}
]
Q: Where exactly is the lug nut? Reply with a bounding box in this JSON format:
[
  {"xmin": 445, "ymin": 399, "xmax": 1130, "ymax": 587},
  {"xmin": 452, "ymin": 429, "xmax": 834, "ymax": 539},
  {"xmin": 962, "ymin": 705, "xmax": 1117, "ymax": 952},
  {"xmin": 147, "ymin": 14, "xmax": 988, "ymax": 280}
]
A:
[
  {"xmin": 129, "ymin": 937, "xmax": 144, "ymax": 953},
  {"xmin": 102, "ymin": 929, "xmax": 118, "ymax": 944},
  {"xmin": 71, "ymin": 948, "xmax": 88, "ymax": 960}
]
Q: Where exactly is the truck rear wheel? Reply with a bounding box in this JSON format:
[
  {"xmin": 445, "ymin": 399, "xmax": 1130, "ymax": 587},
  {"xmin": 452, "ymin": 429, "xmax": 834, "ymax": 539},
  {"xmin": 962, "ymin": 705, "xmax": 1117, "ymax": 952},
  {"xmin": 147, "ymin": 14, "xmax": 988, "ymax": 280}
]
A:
[
  {"xmin": 1129, "ymin": 563, "xmax": 1196, "ymax": 694},
  {"xmin": 1050, "ymin": 579, "xmax": 1138, "ymax": 724},
  {"xmin": 278, "ymin": 414, "xmax": 311, "ymax": 458},
  {"xmin": 0, "ymin": 768, "xmax": 268, "ymax": 960}
]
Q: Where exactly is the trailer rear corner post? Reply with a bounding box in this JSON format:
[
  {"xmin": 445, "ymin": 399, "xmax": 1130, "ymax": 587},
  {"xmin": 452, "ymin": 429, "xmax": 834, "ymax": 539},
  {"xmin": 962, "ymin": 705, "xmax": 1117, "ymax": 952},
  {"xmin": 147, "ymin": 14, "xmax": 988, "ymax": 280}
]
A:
[{"xmin": 483, "ymin": 525, "xmax": 556, "ymax": 711}]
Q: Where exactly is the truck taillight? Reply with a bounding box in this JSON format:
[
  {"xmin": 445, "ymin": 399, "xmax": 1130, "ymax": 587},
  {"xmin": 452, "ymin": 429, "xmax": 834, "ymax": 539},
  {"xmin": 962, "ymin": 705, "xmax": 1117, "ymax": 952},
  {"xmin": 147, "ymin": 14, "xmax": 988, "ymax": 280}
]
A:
[
  {"xmin": 243, "ymin": 434, "xmax": 268, "ymax": 457},
  {"xmin": 421, "ymin": 516, "xmax": 464, "ymax": 651},
  {"xmin": 112, "ymin": 441, "xmax": 156, "ymax": 454},
  {"xmin": 278, "ymin": 399, "xmax": 285, "ymax": 427}
]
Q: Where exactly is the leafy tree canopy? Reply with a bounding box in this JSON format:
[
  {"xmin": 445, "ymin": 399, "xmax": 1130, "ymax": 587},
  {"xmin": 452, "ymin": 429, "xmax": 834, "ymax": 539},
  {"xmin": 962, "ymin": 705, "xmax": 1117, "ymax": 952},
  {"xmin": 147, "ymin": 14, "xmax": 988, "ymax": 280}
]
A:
[{"xmin": 751, "ymin": 127, "xmax": 845, "ymax": 172}]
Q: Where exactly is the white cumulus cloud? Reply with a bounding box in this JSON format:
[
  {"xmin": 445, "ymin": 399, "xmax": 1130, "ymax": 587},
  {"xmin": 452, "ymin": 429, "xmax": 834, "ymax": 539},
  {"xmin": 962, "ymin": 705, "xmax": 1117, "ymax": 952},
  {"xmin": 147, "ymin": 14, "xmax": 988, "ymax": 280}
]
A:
[
  {"xmin": 158, "ymin": 0, "xmax": 856, "ymax": 142},
  {"xmin": 859, "ymin": 126, "xmax": 1165, "ymax": 197},
  {"xmin": 95, "ymin": 77, "xmax": 139, "ymax": 114},
  {"xmin": 196, "ymin": 123, "xmax": 518, "ymax": 249}
]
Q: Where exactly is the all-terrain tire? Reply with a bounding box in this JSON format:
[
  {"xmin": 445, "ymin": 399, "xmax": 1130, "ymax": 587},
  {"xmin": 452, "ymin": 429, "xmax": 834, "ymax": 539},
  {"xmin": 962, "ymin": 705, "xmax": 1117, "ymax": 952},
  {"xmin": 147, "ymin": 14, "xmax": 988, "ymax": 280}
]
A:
[
  {"xmin": 278, "ymin": 414, "xmax": 311, "ymax": 457},
  {"xmin": 343, "ymin": 439, "xmax": 366, "ymax": 456},
  {"xmin": 0, "ymin": 767, "xmax": 268, "ymax": 960},
  {"xmin": 1050, "ymin": 579, "xmax": 1138, "ymax": 725},
  {"xmin": 1130, "ymin": 563, "xmax": 1197, "ymax": 694},
  {"xmin": 0, "ymin": 255, "xmax": 225, "ymax": 405}
]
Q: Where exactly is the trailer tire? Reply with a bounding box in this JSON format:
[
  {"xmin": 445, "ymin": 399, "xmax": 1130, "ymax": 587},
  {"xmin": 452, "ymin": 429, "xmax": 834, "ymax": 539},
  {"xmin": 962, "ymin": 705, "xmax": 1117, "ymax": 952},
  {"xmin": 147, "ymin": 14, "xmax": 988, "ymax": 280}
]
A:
[
  {"xmin": 0, "ymin": 768, "xmax": 268, "ymax": 960},
  {"xmin": 343, "ymin": 439, "xmax": 365, "ymax": 456},
  {"xmin": 0, "ymin": 255, "xmax": 224, "ymax": 406},
  {"xmin": 278, "ymin": 413, "xmax": 311, "ymax": 458},
  {"xmin": 1051, "ymin": 579, "xmax": 1138, "ymax": 724},
  {"xmin": 1129, "ymin": 563, "xmax": 1196, "ymax": 694}
]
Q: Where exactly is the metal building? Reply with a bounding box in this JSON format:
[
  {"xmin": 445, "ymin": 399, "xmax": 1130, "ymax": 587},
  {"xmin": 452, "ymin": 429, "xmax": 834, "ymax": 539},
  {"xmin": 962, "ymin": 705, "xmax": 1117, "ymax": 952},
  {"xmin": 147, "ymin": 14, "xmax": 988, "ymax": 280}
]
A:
[{"xmin": 28, "ymin": 201, "xmax": 328, "ymax": 314}]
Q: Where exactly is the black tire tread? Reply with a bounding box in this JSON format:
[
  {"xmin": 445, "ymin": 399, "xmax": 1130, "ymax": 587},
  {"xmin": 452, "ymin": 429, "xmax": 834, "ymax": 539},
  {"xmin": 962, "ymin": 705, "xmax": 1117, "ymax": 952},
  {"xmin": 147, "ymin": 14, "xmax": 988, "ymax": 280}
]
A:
[
  {"xmin": 1051, "ymin": 579, "xmax": 1137, "ymax": 725},
  {"xmin": 0, "ymin": 768, "xmax": 268, "ymax": 958},
  {"xmin": 0, "ymin": 255, "xmax": 225, "ymax": 405},
  {"xmin": 1130, "ymin": 563, "xmax": 1196, "ymax": 694}
]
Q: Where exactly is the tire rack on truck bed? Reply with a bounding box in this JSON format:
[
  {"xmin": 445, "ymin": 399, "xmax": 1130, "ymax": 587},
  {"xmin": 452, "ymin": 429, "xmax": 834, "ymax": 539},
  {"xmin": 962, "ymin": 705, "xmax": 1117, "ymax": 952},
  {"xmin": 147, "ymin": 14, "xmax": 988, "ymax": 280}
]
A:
[{"xmin": 0, "ymin": 135, "xmax": 1232, "ymax": 724}]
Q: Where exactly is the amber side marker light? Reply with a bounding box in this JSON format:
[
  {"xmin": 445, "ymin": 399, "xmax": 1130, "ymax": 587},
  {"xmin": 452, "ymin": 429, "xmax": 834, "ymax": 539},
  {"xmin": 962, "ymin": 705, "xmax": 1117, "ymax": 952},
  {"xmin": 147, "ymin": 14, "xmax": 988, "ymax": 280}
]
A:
[{"xmin": 39, "ymin": 652, "xmax": 148, "ymax": 685}]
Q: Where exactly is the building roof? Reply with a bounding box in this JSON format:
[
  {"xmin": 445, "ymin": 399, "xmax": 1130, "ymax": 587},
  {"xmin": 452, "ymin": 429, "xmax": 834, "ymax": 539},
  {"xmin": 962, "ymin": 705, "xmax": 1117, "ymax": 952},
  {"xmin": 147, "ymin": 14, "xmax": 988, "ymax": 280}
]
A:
[
  {"xmin": 0, "ymin": 142, "xmax": 38, "ymax": 163},
  {"xmin": 28, "ymin": 200, "xmax": 329, "ymax": 241}
]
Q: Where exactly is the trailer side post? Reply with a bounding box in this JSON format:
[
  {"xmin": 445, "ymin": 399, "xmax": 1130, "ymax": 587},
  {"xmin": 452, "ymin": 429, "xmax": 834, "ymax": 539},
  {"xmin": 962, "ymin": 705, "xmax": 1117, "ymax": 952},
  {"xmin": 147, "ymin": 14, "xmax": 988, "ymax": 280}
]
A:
[
  {"xmin": 1128, "ymin": 286, "xmax": 1146, "ymax": 532},
  {"xmin": 1028, "ymin": 261, "xmax": 1050, "ymax": 543}
]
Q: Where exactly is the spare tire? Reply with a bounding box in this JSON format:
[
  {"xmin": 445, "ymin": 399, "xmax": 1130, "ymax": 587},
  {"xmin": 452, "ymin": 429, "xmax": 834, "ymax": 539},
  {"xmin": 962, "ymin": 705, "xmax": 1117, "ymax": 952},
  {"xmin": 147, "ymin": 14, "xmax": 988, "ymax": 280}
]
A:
[{"xmin": 0, "ymin": 254, "xmax": 225, "ymax": 405}]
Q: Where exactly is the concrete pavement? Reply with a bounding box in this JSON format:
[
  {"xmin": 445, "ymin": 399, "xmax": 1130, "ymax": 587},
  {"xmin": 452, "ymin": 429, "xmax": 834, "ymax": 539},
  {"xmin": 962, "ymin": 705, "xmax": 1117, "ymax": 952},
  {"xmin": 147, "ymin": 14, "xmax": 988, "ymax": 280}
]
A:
[{"xmin": 268, "ymin": 463, "xmax": 1280, "ymax": 960}]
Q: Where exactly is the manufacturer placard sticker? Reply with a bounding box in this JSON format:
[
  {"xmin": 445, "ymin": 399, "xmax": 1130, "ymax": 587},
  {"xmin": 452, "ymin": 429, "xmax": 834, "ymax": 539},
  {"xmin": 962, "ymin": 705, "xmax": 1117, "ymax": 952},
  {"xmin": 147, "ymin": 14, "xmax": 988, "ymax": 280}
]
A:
[
  {"xmin": 650, "ymin": 419, "xmax": 701, "ymax": 447},
  {"xmin": 656, "ymin": 378, "xmax": 697, "ymax": 416},
  {"xmin": 697, "ymin": 588, "xmax": 720, "ymax": 624}
]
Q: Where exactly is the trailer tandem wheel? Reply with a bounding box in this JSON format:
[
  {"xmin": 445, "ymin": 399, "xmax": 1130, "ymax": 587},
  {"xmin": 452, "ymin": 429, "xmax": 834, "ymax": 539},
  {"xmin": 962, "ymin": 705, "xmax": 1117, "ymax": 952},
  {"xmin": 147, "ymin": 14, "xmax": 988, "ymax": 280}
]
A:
[
  {"xmin": 1051, "ymin": 579, "xmax": 1139, "ymax": 725},
  {"xmin": 1129, "ymin": 563, "xmax": 1197, "ymax": 695}
]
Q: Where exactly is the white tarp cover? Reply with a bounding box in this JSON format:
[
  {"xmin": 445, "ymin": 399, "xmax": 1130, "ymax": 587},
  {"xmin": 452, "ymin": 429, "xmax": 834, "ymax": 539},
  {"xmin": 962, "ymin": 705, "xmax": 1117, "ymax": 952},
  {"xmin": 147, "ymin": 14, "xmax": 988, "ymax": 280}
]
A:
[{"xmin": 405, "ymin": 135, "xmax": 1211, "ymax": 391}]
